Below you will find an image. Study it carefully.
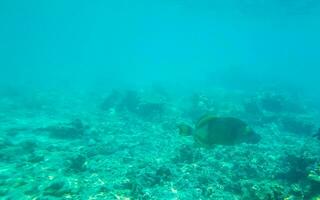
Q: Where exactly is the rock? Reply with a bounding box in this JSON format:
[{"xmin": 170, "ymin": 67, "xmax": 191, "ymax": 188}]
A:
[
  {"xmin": 67, "ymin": 154, "xmax": 87, "ymax": 172},
  {"xmin": 280, "ymin": 115, "xmax": 315, "ymax": 135},
  {"xmin": 36, "ymin": 119, "xmax": 87, "ymax": 139},
  {"xmin": 155, "ymin": 166, "xmax": 172, "ymax": 181},
  {"xmin": 20, "ymin": 139, "xmax": 38, "ymax": 153},
  {"xmin": 43, "ymin": 179, "xmax": 70, "ymax": 197},
  {"xmin": 100, "ymin": 90, "xmax": 122, "ymax": 110}
]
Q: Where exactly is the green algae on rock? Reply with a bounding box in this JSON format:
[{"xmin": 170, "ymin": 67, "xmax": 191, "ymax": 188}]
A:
[{"xmin": 178, "ymin": 114, "xmax": 260, "ymax": 147}]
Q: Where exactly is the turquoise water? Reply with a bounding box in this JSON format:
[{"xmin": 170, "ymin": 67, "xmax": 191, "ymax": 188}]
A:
[
  {"xmin": 0, "ymin": 1, "xmax": 320, "ymax": 199},
  {"xmin": 1, "ymin": 1, "xmax": 320, "ymax": 91}
]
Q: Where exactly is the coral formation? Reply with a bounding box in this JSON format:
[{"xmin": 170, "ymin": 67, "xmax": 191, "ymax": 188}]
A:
[{"xmin": 0, "ymin": 88, "xmax": 319, "ymax": 199}]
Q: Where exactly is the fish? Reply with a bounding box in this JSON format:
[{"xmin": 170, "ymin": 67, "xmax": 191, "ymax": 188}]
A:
[{"xmin": 178, "ymin": 114, "xmax": 260, "ymax": 147}]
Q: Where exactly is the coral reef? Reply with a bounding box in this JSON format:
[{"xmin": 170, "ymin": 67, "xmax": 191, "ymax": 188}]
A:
[{"xmin": 0, "ymin": 88, "xmax": 319, "ymax": 199}]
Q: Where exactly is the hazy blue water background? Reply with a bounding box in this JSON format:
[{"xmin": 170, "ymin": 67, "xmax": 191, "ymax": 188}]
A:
[
  {"xmin": 1, "ymin": 0, "xmax": 320, "ymax": 96},
  {"xmin": 2, "ymin": 2, "xmax": 320, "ymax": 199}
]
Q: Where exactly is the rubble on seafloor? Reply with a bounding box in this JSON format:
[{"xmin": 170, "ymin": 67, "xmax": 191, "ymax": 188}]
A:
[{"xmin": 0, "ymin": 87, "xmax": 319, "ymax": 199}]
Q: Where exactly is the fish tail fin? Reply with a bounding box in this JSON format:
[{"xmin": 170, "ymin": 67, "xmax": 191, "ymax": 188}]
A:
[{"xmin": 177, "ymin": 123, "xmax": 193, "ymax": 136}]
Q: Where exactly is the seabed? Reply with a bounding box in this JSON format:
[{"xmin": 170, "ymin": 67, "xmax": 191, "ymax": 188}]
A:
[{"xmin": 0, "ymin": 87, "xmax": 319, "ymax": 199}]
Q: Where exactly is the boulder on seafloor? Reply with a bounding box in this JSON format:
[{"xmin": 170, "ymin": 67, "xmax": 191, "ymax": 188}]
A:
[
  {"xmin": 313, "ymin": 128, "xmax": 320, "ymax": 140},
  {"xmin": 257, "ymin": 91, "xmax": 306, "ymax": 114},
  {"xmin": 19, "ymin": 139, "xmax": 38, "ymax": 153},
  {"xmin": 43, "ymin": 178, "xmax": 71, "ymax": 197},
  {"xmin": 100, "ymin": 89, "xmax": 167, "ymax": 120},
  {"xmin": 100, "ymin": 90, "xmax": 122, "ymax": 110},
  {"xmin": 280, "ymin": 115, "xmax": 315, "ymax": 135},
  {"xmin": 35, "ymin": 119, "xmax": 87, "ymax": 139},
  {"xmin": 66, "ymin": 154, "xmax": 87, "ymax": 172}
]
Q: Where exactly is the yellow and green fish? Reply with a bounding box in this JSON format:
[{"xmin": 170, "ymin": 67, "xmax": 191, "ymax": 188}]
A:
[{"xmin": 178, "ymin": 114, "xmax": 260, "ymax": 147}]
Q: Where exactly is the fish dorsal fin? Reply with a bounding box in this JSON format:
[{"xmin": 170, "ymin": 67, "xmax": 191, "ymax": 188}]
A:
[{"xmin": 196, "ymin": 114, "xmax": 217, "ymax": 128}]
